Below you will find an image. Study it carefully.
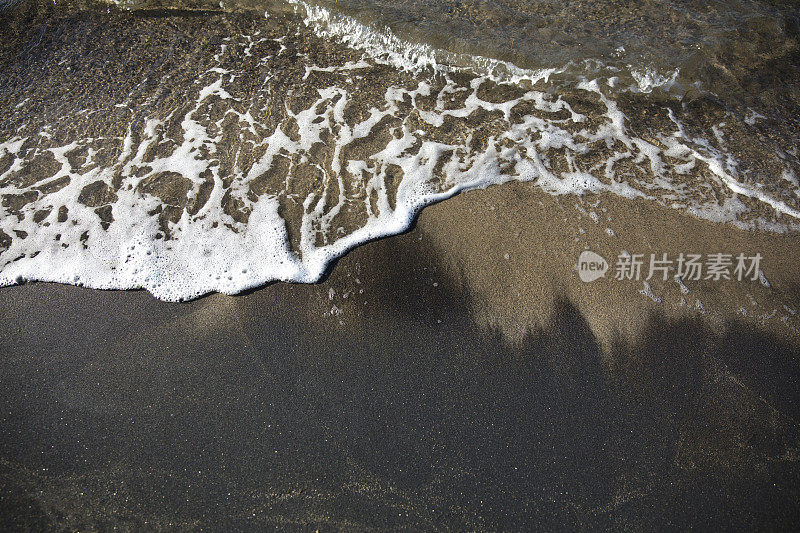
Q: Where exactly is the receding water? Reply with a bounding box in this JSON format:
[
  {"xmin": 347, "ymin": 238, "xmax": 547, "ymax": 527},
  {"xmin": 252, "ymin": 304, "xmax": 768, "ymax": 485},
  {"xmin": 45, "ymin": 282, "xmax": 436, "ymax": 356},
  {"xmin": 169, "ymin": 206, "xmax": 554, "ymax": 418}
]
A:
[{"xmin": 1, "ymin": 0, "xmax": 798, "ymax": 300}]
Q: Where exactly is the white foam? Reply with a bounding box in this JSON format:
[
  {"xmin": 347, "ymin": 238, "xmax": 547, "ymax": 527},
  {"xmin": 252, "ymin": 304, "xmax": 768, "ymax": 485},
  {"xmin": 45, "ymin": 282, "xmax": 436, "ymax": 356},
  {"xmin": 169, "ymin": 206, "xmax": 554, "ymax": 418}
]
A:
[
  {"xmin": 289, "ymin": 0, "xmax": 558, "ymax": 85},
  {"xmin": 629, "ymin": 67, "xmax": 680, "ymax": 94},
  {"xmin": 2, "ymin": 3, "xmax": 799, "ymax": 302}
]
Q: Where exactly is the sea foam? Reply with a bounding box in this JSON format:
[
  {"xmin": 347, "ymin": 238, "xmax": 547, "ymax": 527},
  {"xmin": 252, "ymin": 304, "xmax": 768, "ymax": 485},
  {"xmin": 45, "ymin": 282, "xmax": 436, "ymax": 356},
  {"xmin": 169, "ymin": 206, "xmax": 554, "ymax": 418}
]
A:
[{"xmin": 1, "ymin": 1, "xmax": 798, "ymax": 300}]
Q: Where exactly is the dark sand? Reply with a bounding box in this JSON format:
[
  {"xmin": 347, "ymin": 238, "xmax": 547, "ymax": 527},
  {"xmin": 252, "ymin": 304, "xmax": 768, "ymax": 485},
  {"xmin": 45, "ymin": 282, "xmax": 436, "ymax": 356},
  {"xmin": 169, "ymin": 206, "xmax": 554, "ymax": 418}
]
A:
[{"xmin": 2, "ymin": 183, "xmax": 800, "ymax": 529}]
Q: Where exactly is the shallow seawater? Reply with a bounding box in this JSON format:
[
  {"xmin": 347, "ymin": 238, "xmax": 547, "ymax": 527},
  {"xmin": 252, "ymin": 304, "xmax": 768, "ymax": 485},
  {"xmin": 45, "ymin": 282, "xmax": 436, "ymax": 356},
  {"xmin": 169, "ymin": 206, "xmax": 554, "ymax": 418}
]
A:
[{"xmin": 1, "ymin": 0, "xmax": 799, "ymax": 300}]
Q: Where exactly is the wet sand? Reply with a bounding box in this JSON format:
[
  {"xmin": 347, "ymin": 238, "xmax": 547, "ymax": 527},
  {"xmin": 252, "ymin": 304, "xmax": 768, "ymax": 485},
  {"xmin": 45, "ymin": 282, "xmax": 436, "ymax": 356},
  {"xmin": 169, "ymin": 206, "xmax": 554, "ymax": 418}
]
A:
[{"xmin": 2, "ymin": 184, "xmax": 800, "ymax": 529}]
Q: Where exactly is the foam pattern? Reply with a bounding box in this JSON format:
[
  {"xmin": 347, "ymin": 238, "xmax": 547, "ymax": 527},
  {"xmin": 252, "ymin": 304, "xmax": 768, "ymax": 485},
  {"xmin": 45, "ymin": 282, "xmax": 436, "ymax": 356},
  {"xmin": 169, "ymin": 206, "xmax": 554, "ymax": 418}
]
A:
[{"xmin": 1, "ymin": 1, "xmax": 798, "ymax": 300}]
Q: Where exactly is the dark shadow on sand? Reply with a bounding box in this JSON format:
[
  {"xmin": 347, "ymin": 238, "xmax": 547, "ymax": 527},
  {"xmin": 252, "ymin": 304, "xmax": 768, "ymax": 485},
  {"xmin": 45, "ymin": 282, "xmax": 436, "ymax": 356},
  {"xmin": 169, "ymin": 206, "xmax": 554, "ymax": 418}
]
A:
[{"xmin": 1, "ymin": 230, "xmax": 799, "ymax": 530}]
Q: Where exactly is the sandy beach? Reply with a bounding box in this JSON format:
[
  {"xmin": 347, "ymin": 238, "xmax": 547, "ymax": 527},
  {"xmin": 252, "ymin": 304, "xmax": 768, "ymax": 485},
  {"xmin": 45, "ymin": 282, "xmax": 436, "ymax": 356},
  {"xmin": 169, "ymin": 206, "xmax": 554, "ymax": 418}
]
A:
[
  {"xmin": 3, "ymin": 0, "xmax": 800, "ymax": 529},
  {"xmin": 2, "ymin": 183, "xmax": 799, "ymax": 529}
]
